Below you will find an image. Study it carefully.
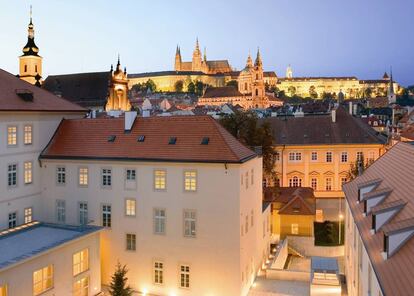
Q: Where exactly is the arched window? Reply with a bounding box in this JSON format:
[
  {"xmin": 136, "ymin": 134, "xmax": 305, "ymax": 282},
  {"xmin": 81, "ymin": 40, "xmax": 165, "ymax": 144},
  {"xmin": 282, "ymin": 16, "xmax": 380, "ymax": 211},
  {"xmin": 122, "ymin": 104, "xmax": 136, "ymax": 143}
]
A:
[{"xmin": 289, "ymin": 176, "xmax": 301, "ymax": 187}]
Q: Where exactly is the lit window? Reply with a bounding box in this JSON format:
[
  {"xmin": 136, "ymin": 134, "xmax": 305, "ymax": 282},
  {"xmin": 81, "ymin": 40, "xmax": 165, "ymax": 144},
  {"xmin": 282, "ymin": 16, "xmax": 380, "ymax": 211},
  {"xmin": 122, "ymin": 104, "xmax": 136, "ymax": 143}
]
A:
[
  {"xmin": 291, "ymin": 224, "xmax": 299, "ymax": 235},
  {"xmin": 24, "ymin": 207, "xmax": 33, "ymax": 223},
  {"xmin": 154, "ymin": 208, "xmax": 166, "ymax": 234},
  {"xmin": 180, "ymin": 265, "xmax": 190, "ymax": 288},
  {"xmin": 56, "ymin": 200, "xmax": 66, "ymax": 223},
  {"xmin": 126, "ymin": 169, "xmax": 136, "ymax": 181},
  {"xmin": 56, "ymin": 166, "xmax": 66, "ymax": 185},
  {"xmin": 126, "ymin": 233, "xmax": 136, "ymax": 251},
  {"xmin": 125, "ymin": 199, "xmax": 136, "ymax": 216},
  {"xmin": 79, "ymin": 202, "xmax": 88, "ymax": 225},
  {"xmin": 24, "ymin": 161, "xmax": 33, "ymax": 184},
  {"xmin": 24, "ymin": 125, "xmax": 32, "ymax": 145},
  {"xmin": 79, "ymin": 167, "xmax": 88, "ymax": 186},
  {"xmin": 73, "ymin": 249, "xmax": 89, "ymax": 276},
  {"xmin": 33, "ymin": 265, "xmax": 53, "ymax": 296},
  {"xmin": 183, "ymin": 210, "xmax": 196, "ymax": 237},
  {"xmin": 311, "ymin": 152, "xmax": 318, "ymax": 161},
  {"xmin": 325, "ymin": 178, "xmax": 332, "ymax": 191},
  {"xmin": 7, "ymin": 126, "xmax": 17, "ymax": 146},
  {"xmin": 7, "ymin": 164, "xmax": 17, "ymax": 187},
  {"xmin": 326, "ymin": 152, "xmax": 333, "ymax": 163},
  {"xmin": 184, "ymin": 171, "xmax": 197, "ymax": 191},
  {"xmin": 73, "ymin": 276, "xmax": 89, "ymax": 296},
  {"xmin": 154, "ymin": 170, "xmax": 166, "ymax": 190},
  {"xmin": 154, "ymin": 261, "xmax": 164, "ymax": 284},
  {"xmin": 289, "ymin": 176, "xmax": 302, "ymax": 187},
  {"xmin": 341, "ymin": 152, "xmax": 348, "ymax": 163},
  {"xmin": 102, "ymin": 204, "xmax": 112, "ymax": 227},
  {"xmin": 311, "ymin": 178, "xmax": 317, "ymax": 191},
  {"xmin": 102, "ymin": 168, "xmax": 112, "ymax": 187},
  {"xmin": 8, "ymin": 212, "xmax": 17, "ymax": 228},
  {"xmin": 0, "ymin": 284, "xmax": 7, "ymax": 296}
]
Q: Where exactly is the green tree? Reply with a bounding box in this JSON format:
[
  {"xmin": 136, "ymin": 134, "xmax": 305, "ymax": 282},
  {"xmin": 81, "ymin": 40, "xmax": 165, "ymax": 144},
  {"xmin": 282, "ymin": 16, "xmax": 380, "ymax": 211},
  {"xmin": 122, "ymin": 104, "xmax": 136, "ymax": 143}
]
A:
[
  {"xmin": 226, "ymin": 80, "xmax": 238, "ymax": 88},
  {"xmin": 187, "ymin": 81, "xmax": 195, "ymax": 94},
  {"xmin": 145, "ymin": 79, "xmax": 157, "ymax": 92},
  {"xmin": 131, "ymin": 83, "xmax": 143, "ymax": 93},
  {"xmin": 109, "ymin": 262, "xmax": 133, "ymax": 296},
  {"xmin": 309, "ymin": 85, "xmax": 318, "ymax": 99},
  {"xmin": 174, "ymin": 80, "xmax": 184, "ymax": 92},
  {"xmin": 219, "ymin": 111, "xmax": 277, "ymax": 176},
  {"xmin": 195, "ymin": 81, "xmax": 204, "ymax": 96}
]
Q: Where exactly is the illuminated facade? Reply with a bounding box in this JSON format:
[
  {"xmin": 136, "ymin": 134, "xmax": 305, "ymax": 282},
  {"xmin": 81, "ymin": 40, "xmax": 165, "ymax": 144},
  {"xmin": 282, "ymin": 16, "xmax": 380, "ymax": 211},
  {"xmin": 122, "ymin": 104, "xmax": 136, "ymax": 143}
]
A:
[
  {"xmin": 105, "ymin": 57, "xmax": 132, "ymax": 112},
  {"xmin": 18, "ymin": 8, "xmax": 42, "ymax": 86}
]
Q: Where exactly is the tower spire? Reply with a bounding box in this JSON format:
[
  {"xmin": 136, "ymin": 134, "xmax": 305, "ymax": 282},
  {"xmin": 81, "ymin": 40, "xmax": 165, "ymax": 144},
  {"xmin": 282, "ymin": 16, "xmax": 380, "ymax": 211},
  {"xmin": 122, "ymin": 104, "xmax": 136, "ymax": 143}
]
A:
[
  {"xmin": 254, "ymin": 47, "xmax": 262, "ymax": 67},
  {"xmin": 246, "ymin": 51, "xmax": 253, "ymax": 68},
  {"xmin": 30, "ymin": 5, "xmax": 33, "ymax": 24},
  {"xmin": 204, "ymin": 47, "xmax": 207, "ymax": 62},
  {"xmin": 195, "ymin": 37, "xmax": 200, "ymax": 51}
]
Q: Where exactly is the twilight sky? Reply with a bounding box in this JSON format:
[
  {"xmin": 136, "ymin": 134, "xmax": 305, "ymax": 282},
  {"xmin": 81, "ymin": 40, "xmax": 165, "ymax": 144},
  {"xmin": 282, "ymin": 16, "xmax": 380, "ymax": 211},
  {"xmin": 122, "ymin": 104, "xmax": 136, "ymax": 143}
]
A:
[{"xmin": 1, "ymin": 0, "xmax": 413, "ymax": 86}]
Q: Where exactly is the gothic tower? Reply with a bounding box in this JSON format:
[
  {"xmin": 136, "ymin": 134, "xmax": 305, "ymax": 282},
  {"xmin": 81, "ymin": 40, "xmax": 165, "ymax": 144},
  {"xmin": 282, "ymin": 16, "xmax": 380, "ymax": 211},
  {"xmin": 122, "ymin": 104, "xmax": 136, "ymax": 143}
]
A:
[
  {"xmin": 19, "ymin": 6, "xmax": 42, "ymax": 85},
  {"xmin": 252, "ymin": 48, "xmax": 267, "ymax": 108},
  {"xmin": 192, "ymin": 38, "xmax": 202, "ymax": 71},
  {"xmin": 174, "ymin": 45, "xmax": 181, "ymax": 71},
  {"xmin": 105, "ymin": 56, "xmax": 131, "ymax": 112}
]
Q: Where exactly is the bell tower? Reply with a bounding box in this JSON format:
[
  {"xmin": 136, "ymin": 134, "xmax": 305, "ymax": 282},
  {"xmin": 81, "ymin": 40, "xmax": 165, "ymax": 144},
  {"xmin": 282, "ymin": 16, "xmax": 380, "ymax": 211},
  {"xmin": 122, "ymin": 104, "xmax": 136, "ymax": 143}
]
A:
[
  {"xmin": 19, "ymin": 6, "xmax": 42, "ymax": 85},
  {"xmin": 252, "ymin": 48, "xmax": 267, "ymax": 108},
  {"xmin": 105, "ymin": 56, "xmax": 132, "ymax": 112}
]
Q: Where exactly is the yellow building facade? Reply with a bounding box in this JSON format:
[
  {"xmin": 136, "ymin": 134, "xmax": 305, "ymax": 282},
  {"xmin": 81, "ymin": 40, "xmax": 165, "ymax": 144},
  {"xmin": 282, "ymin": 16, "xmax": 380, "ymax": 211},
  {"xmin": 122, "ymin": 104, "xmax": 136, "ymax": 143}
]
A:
[{"xmin": 105, "ymin": 57, "xmax": 132, "ymax": 112}]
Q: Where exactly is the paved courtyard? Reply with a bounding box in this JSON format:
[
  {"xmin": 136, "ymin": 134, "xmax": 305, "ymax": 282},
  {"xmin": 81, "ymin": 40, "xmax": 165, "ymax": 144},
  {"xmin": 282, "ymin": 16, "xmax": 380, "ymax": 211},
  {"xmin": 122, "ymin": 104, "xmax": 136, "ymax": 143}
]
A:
[{"xmin": 248, "ymin": 276, "xmax": 310, "ymax": 296}]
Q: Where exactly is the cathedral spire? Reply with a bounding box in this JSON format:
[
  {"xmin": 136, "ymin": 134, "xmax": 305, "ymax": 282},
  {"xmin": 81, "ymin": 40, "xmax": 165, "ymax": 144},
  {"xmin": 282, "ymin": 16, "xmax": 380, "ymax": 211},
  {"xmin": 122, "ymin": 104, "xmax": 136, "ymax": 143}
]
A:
[
  {"xmin": 246, "ymin": 51, "xmax": 253, "ymax": 68},
  {"xmin": 195, "ymin": 37, "xmax": 200, "ymax": 51},
  {"xmin": 254, "ymin": 47, "xmax": 262, "ymax": 67},
  {"xmin": 204, "ymin": 47, "xmax": 207, "ymax": 62},
  {"xmin": 22, "ymin": 6, "xmax": 39, "ymax": 56}
]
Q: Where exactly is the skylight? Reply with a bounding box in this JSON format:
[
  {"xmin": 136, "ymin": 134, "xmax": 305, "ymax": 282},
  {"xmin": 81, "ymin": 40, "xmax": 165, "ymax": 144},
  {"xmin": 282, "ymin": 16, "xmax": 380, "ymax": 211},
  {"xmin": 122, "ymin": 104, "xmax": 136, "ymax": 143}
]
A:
[
  {"xmin": 107, "ymin": 135, "xmax": 116, "ymax": 142},
  {"xmin": 169, "ymin": 137, "xmax": 177, "ymax": 145},
  {"xmin": 137, "ymin": 135, "xmax": 145, "ymax": 142},
  {"xmin": 201, "ymin": 137, "xmax": 210, "ymax": 145}
]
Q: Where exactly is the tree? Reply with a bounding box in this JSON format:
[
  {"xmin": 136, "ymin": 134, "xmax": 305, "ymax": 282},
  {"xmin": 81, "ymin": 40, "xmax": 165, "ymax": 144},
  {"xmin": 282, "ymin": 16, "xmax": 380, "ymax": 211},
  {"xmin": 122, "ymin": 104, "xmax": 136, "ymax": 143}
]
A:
[
  {"xmin": 309, "ymin": 85, "xmax": 318, "ymax": 99},
  {"xmin": 288, "ymin": 86, "xmax": 296, "ymax": 97},
  {"xmin": 219, "ymin": 111, "xmax": 277, "ymax": 177},
  {"xmin": 347, "ymin": 153, "xmax": 375, "ymax": 181},
  {"xmin": 195, "ymin": 80, "xmax": 204, "ymax": 96},
  {"xmin": 174, "ymin": 80, "xmax": 184, "ymax": 92},
  {"xmin": 187, "ymin": 81, "xmax": 195, "ymax": 94},
  {"xmin": 364, "ymin": 87, "xmax": 372, "ymax": 98},
  {"xmin": 145, "ymin": 79, "xmax": 157, "ymax": 92},
  {"xmin": 109, "ymin": 262, "xmax": 133, "ymax": 296},
  {"xmin": 226, "ymin": 80, "xmax": 238, "ymax": 88},
  {"xmin": 131, "ymin": 83, "xmax": 143, "ymax": 93}
]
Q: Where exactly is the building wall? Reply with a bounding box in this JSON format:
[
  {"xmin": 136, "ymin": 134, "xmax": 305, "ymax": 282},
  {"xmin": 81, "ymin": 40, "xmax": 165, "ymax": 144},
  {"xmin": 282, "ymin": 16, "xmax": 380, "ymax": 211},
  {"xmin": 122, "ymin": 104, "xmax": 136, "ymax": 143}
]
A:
[
  {"xmin": 345, "ymin": 202, "xmax": 383, "ymax": 296},
  {"xmin": 19, "ymin": 55, "xmax": 42, "ymax": 85},
  {"xmin": 274, "ymin": 144, "xmax": 384, "ymax": 199},
  {"xmin": 271, "ymin": 211, "xmax": 314, "ymax": 239},
  {"xmin": 0, "ymin": 231, "xmax": 101, "ymax": 296},
  {"xmin": 0, "ymin": 112, "xmax": 83, "ymax": 230},
  {"xmin": 39, "ymin": 157, "xmax": 269, "ymax": 296}
]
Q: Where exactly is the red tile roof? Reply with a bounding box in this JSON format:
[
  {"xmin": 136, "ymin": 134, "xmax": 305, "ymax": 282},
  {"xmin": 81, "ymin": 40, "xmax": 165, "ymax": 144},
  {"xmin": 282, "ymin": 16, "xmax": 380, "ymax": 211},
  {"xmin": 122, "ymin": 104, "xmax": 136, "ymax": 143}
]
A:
[
  {"xmin": 40, "ymin": 115, "xmax": 256, "ymax": 163},
  {"xmin": 343, "ymin": 142, "xmax": 414, "ymax": 296},
  {"xmin": 0, "ymin": 69, "xmax": 86, "ymax": 112},
  {"xmin": 264, "ymin": 187, "xmax": 315, "ymax": 215}
]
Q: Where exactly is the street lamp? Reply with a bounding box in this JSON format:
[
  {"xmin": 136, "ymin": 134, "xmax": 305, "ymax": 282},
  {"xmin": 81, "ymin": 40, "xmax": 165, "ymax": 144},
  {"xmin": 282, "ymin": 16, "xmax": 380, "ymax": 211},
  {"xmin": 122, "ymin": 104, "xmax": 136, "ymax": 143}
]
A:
[{"xmin": 338, "ymin": 213, "xmax": 344, "ymax": 245}]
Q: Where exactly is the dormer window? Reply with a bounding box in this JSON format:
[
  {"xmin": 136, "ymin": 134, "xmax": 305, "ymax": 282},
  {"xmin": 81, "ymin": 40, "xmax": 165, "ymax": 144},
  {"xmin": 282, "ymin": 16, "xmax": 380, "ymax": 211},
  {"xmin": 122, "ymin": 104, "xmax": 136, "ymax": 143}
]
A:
[
  {"xmin": 371, "ymin": 199, "xmax": 406, "ymax": 233},
  {"xmin": 168, "ymin": 137, "xmax": 177, "ymax": 145},
  {"xmin": 357, "ymin": 179, "xmax": 382, "ymax": 202},
  {"xmin": 107, "ymin": 135, "xmax": 116, "ymax": 142},
  {"xmin": 383, "ymin": 218, "xmax": 414, "ymax": 258},
  {"xmin": 362, "ymin": 188, "xmax": 392, "ymax": 215}
]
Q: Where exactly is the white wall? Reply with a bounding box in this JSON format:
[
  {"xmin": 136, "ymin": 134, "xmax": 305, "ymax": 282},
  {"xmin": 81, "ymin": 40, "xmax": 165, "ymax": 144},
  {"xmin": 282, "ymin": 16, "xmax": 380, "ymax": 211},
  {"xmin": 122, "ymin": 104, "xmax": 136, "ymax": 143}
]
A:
[
  {"xmin": 40, "ymin": 156, "xmax": 269, "ymax": 296},
  {"xmin": 0, "ymin": 231, "xmax": 101, "ymax": 296}
]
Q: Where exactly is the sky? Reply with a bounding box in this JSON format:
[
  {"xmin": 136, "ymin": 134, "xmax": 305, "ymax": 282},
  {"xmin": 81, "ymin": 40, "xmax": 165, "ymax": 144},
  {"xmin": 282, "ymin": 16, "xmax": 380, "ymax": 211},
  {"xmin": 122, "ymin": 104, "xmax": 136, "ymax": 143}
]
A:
[{"xmin": 1, "ymin": 0, "xmax": 413, "ymax": 86}]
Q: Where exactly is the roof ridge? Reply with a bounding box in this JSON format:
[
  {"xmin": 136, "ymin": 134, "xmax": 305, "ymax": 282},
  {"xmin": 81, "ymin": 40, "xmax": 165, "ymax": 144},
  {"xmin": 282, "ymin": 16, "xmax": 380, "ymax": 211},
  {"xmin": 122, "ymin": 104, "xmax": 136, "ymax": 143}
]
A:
[{"xmin": 210, "ymin": 117, "xmax": 241, "ymax": 162}]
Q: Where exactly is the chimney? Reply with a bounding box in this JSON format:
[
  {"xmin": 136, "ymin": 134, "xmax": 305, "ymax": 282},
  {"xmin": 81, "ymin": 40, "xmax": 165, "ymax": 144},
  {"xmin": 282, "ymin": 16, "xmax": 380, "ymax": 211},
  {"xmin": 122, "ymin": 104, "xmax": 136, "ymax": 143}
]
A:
[
  {"xmin": 349, "ymin": 101, "xmax": 353, "ymax": 115},
  {"xmin": 331, "ymin": 109, "xmax": 336, "ymax": 123},
  {"xmin": 124, "ymin": 111, "xmax": 137, "ymax": 131}
]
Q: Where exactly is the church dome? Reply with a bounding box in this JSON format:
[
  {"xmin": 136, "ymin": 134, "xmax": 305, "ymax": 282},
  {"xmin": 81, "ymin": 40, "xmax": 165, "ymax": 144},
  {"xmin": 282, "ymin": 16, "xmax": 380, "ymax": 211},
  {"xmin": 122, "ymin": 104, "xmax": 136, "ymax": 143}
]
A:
[{"xmin": 22, "ymin": 19, "xmax": 39, "ymax": 56}]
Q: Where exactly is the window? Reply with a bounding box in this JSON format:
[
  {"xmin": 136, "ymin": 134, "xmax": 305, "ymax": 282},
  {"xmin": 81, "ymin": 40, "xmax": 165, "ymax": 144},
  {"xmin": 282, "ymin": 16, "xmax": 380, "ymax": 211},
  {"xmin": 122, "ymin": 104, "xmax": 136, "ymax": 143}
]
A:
[
  {"xmin": 341, "ymin": 177, "xmax": 348, "ymax": 185},
  {"xmin": 7, "ymin": 164, "xmax": 17, "ymax": 187},
  {"xmin": 24, "ymin": 125, "xmax": 32, "ymax": 145},
  {"xmin": 56, "ymin": 200, "xmax": 66, "ymax": 223},
  {"xmin": 24, "ymin": 161, "xmax": 33, "ymax": 184},
  {"xmin": 311, "ymin": 151, "xmax": 318, "ymax": 161},
  {"xmin": 326, "ymin": 152, "xmax": 333, "ymax": 163},
  {"xmin": 154, "ymin": 208, "xmax": 166, "ymax": 234},
  {"xmin": 79, "ymin": 202, "xmax": 88, "ymax": 225},
  {"xmin": 126, "ymin": 233, "xmax": 136, "ymax": 251},
  {"xmin": 8, "ymin": 212, "xmax": 17, "ymax": 228},
  {"xmin": 102, "ymin": 168, "xmax": 112, "ymax": 187},
  {"xmin": 289, "ymin": 176, "xmax": 302, "ymax": 187},
  {"xmin": 102, "ymin": 204, "xmax": 112, "ymax": 227},
  {"xmin": 183, "ymin": 210, "xmax": 196, "ymax": 237},
  {"xmin": 356, "ymin": 151, "xmax": 363, "ymax": 162},
  {"xmin": 289, "ymin": 152, "xmax": 302, "ymax": 161},
  {"xmin": 126, "ymin": 169, "xmax": 136, "ymax": 181},
  {"xmin": 180, "ymin": 265, "xmax": 190, "ymax": 288},
  {"xmin": 35, "ymin": 65, "xmax": 38, "ymax": 73},
  {"xmin": 275, "ymin": 152, "xmax": 280, "ymax": 161},
  {"xmin": 154, "ymin": 170, "xmax": 166, "ymax": 190},
  {"xmin": 33, "ymin": 265, "xmax": 53, "ymax": 296},
  {"xmin": 245, "ymin": 215, "xmax": 249, "ymax": 233},
  {"xmin": 325, "ymin": 178, "xmax": 332, "ymax": 191},
  {"xmin": 245, "ymin": 172, "xmax": 249, "ymax": 189},
  {"xmin": 291, "ymin": 224, "xmax": 299, "ymax": 235},
  {"xmin": 251, "ymin": 169, "xmax": 254, "ymax": 185},
  {"xmin": 154, "ymin": 261, "xmax": 164, "ymax": 284},
  {"xmin": 73, "ymin": 276, "xmax": 89, "ymax": 296},
  {"xmin": 7, "ymin": 126, "xmax": 17, "ymax": 146},
  {"xmin": 24, "ymin": 207, "xmax": 33, "ymax": 223},
  {"xmin": 368, "ymin": 151, "xmax": 375, "ymax": 162},
  {"xmin": 125, "ymin": 199, "xmax": 136, "ymax": 216},
  {"xmin": 24, "ymin": 64, "xmax": 27, "ymax": 72},
  {"xmin": 311, "ymin": 178, "xmax": 317, "ymax": 191},
  {"xmin": 56, "ymin": 166, "xmax": 66, "ymax": 185},
  {"xmin": 0, "ymin": 284, "xmax": 7, "ymax": 296},
  {"xmin": 79, "ymin": 167, "xmax": 88, "ymax": 186},
  {"xmin": 73, "ymin": 249, "xmax": 89, "ymax": 276},
  {"xmin": 184, "ymin": 170, "xmax": 197, "ymax": 191},
  {"xmin": 341, "ymin": 152, "xmax": 348, "ymax": 163}
]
